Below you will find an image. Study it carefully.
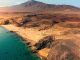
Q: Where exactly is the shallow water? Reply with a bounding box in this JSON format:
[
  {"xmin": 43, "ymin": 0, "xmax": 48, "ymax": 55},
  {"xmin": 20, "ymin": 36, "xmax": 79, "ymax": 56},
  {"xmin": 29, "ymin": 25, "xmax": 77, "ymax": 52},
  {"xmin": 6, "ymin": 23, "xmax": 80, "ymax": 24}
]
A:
[{"xmin": 0, "ymin": 26, "xmax": 40, "ymax": 60}]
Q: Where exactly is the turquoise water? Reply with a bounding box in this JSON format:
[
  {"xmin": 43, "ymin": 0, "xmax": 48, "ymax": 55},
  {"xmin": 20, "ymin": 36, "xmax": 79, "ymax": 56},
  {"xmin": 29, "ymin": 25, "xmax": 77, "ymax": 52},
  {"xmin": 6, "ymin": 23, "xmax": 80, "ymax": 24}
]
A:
[{"xmin": 0, "ymin": 27, "xmax": 40, "ymax": 60}]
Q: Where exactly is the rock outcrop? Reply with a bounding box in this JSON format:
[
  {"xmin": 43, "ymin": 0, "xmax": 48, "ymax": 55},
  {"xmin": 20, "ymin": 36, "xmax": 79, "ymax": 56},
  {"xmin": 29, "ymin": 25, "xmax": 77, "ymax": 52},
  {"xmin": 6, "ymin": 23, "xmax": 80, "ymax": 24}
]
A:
[{"xmin": 35, "ymin": 36, "xmax": 54, "ymax": 50}]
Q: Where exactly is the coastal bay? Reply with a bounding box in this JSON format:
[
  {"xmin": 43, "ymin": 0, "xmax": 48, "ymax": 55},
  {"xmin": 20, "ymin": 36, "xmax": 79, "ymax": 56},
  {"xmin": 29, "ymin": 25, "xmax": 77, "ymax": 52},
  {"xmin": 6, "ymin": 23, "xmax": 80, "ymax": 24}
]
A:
[{"xmin": 0, "ymin": 26, "xmax": 40, "ymax": 60}]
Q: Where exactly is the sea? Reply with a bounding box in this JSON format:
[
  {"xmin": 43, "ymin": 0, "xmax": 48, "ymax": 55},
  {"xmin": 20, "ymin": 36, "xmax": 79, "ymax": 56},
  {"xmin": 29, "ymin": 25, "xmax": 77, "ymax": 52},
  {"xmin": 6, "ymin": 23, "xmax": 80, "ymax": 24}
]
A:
[{"xmin": 0, "ymin": 26, "xmax": 40, "ymax": 60}]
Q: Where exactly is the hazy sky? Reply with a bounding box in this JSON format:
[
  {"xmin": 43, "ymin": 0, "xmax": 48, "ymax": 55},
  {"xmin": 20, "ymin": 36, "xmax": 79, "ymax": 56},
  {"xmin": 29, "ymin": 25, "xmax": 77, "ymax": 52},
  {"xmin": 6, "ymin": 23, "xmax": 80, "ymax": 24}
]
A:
[{"xmin": 0, "ymin": 0, "xmax": 80, "ymax": 7}]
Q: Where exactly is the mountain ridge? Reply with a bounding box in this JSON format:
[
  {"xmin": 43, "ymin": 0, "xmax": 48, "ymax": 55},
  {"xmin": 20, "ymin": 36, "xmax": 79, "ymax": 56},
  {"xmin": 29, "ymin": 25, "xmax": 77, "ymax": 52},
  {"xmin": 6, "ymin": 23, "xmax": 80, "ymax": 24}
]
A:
[{"xmin": 0, "ymin": 0, "xmax": 80, "ymax": 13}]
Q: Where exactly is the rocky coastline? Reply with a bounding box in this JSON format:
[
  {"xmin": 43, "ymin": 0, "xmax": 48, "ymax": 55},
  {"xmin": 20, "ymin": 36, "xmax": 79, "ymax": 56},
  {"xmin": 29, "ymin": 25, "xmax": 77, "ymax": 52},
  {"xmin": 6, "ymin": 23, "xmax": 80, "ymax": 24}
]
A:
[{"xmin": 2, "ymin": 25, "xmax": 53, "ymax": 60}]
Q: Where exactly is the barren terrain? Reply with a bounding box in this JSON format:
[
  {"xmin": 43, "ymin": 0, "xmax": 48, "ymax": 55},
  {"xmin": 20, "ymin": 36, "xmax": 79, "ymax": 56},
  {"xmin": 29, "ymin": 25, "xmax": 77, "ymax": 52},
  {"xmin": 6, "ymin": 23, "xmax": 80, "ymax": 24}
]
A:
[{"xmin": 0, "ymin": 0, "xmax": 80, "ymax": 60}]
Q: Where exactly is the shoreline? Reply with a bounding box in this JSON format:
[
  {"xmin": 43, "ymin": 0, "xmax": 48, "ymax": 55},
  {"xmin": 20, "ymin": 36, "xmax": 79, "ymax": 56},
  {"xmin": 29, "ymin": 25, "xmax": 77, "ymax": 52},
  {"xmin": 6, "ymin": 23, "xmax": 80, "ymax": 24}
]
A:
[{"xmin": 1, "ymin": 24, "xmax": 49, "ymax": 60}]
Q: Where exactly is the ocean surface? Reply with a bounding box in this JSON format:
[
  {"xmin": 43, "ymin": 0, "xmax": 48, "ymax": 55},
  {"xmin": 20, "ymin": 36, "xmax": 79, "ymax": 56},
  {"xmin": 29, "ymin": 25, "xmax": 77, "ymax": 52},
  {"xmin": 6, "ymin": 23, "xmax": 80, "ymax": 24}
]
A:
[{"xmin": 0, "ymin": 26, "xmax": 40, "ymax": 60}]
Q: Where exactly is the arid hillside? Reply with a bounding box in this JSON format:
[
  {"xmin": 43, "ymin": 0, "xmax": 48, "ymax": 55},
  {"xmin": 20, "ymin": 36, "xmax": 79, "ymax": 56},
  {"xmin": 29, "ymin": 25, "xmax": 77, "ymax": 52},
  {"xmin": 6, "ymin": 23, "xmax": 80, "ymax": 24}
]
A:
[
  {"xmin": 0, "ymin": 0, "xmax": 80, "ymax": 60},
  {"xmin": 0, "ymin": 13, "xmax": 80, "ymax": 26},
  {"xmin": 0, "ymin": 12, "xmax": 80, "ymax": 60}
]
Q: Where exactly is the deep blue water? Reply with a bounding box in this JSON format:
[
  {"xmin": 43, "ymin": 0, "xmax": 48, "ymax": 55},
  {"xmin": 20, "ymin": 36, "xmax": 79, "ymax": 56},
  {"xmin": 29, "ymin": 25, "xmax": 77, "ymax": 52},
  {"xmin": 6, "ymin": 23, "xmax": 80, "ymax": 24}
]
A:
[{"xmin": 0, "ymin": 26, "xmax": 40, "ymax": 60}]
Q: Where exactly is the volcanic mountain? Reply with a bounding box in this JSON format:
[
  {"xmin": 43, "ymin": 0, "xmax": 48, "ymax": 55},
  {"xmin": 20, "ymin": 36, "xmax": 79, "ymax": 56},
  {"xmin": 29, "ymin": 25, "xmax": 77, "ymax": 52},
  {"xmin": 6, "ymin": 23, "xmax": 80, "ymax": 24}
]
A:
[{"xmin": 0, "ymin": 0, "xmax": 80, "ymax": 13}]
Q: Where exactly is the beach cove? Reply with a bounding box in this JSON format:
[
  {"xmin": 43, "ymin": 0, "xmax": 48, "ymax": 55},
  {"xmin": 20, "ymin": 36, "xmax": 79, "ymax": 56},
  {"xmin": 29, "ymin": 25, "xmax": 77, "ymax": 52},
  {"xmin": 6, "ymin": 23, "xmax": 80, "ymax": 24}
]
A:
[{"xmin": 0, "ymin": 26, "xmax": 40, "ymax": 60}]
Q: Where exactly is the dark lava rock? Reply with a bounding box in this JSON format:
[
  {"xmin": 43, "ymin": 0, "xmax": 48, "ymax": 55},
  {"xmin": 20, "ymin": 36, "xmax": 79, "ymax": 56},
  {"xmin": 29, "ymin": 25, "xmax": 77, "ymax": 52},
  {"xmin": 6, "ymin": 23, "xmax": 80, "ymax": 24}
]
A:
[
  {"xmin": 35, "ymin": 36, "xmax": 54, "ymax": 50},
  {"xmin": 22, "ymin": 17, "xmax": 32, "ymax": 24},
  {"xmin": 19, "ymin": 17, "xmax": 32, "ymax": 26},
  {"xmin": 47, "ymin": 40, "xmax": 80, "ymax": 60},
  {"xmin": 4, "ymin": 20, "xmax": 10, "ymax": 25}
]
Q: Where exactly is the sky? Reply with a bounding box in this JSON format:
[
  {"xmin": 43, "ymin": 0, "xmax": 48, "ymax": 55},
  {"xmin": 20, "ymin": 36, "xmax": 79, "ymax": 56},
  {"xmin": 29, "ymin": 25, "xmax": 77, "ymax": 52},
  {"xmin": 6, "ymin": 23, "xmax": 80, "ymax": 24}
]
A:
[{"xmin": 0, "ymin": 0, "xmax": 80, "ymax": 7}]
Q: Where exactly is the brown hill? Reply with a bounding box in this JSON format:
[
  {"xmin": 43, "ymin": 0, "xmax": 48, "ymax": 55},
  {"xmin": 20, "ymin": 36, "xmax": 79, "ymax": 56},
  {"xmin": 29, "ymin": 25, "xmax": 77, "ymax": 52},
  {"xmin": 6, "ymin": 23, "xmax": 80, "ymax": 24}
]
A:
[
  {"xmin": 47, "ymin": 40, "xmax": 80, "ymax": 60},
  {"xmin": 0, "ymin": 0, "xmax": 80, "ymax": 13}
]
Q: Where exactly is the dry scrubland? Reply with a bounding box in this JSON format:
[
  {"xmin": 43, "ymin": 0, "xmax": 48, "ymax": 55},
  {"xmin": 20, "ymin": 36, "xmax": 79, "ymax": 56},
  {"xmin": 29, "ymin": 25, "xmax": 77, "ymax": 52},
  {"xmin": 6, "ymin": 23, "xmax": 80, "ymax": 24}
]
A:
[{"xmin": 0, "ymin": 13, "xmax": 80, "ymax": 60}]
